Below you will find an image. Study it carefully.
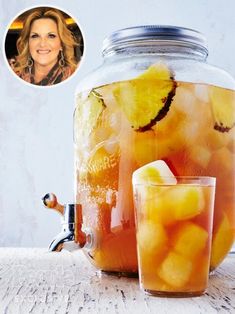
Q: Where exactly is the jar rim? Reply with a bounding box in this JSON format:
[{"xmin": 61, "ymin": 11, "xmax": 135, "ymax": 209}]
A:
[{"xmin": 102, "ymin": 25, "xmax": 208, "ymax": 56}]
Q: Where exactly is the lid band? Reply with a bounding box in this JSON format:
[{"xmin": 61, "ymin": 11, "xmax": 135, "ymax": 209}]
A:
[{"xmin": 102, "ymin": 25, "xmax": 208, "ymax": 56}]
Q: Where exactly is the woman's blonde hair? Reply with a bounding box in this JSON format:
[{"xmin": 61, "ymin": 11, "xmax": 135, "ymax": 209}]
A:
[{"xmin": 14, "ymin": 7, "xmax": 79, "ymax": 74}]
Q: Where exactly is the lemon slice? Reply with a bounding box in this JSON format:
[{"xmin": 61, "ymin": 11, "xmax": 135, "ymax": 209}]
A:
[
  {"xmin": 209, "ymin": 85, "xmax": 235, "ymax": 132},
  {"xmin": 132, "ymin": 160, "xmax": 176, "ymax": 185},
  {"xmin": 113, "ymin": 62, "xmax": 176, "ymax": 131},
  {"xmin": 74, "ymin": 90, "xmax": 106, "ymax": 145}
]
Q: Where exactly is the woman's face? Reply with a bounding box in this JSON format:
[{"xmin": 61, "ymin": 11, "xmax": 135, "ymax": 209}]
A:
[{"xmin": 28, "ymin": 18, "xmax": 62, "ymax": 68}]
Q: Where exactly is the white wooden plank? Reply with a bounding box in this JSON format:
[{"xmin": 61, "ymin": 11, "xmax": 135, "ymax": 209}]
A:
[{"xmin": 0, "ymin": 248, "xmax": 234, "ymax": 314}]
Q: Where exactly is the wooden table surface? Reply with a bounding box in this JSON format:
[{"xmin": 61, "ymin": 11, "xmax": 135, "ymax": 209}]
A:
[{"xmin": 0, "ymin": 248, "xmax": 234, "ymax": 314}]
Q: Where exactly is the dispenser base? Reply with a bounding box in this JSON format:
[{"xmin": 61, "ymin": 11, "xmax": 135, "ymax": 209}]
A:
[{"xmin": 99, "ymin": 270, "xmax": 138, "ymax": 278}]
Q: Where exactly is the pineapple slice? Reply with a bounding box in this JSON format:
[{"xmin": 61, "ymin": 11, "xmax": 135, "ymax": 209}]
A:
[
  {"xmin": 173, "ymin": 222, "xmax": 208, "ymax": 259},
  {"xmin": 74, "ymin": 89, "xmax": 106, "ymax": 146},
  {"xmin": 158, "ymin": 251, "xmax": 192, "ymax": 288},
  {"xmin": 210, "ymin": 213, "xmax": 234, "ymax": 269},
  {"xmin": 137, "ymin": 62, "xmax": 174, "ymax": 80},
  {"xmin": 145, "ymin": 186, "xmax": 205, "ymax": 226},
  {"xmin": 209, "ymin": 85, "xmax": 235, "ymax": 133},
  {"xmin": 166, "ymin": 185, "xmax": 205, "ymax": 221},
  {"xmin": 133, "ymin": 161, "xmax": 205, "ymax": 226},
  {"xmin": 113, "ymin": 62, "xmax": 176, "ymax": 131},
  {"xmin": 144, "ymin": 190, "xmax": 175, "ymax": 225},
  {"xmin": 137, "ymin": 221, "xmax": 168, "ymax": 254}
]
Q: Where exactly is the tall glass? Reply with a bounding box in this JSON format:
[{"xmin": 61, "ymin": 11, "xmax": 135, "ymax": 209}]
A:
[{"xmin": 133, "ymin": 176, "xmax": 216, "ymax": 297}]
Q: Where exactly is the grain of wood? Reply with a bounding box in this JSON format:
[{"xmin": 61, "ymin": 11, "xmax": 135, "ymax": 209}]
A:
[{"xmin": 0, "ymin": 248, "xmax": 234, "ymax": 314}]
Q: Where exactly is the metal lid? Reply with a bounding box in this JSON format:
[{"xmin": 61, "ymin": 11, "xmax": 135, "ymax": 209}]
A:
[{"xmin": 102, "ymin": 25, "xmax": 208, "ymax": 56}]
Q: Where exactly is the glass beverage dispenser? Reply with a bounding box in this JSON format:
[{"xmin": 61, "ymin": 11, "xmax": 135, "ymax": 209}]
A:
[{"xmin": 47, "ymin": 26, "xmax": 235, "ymax": 275}]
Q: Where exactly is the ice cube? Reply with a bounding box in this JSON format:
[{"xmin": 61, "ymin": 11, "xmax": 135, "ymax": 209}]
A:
[
  {"xmin": 190, "ymin": 145, "xmax": 211, "ymax": 168},
  {"xmin": 132, "ymin": 160, "xmax": 176, "ymax": 185},
  {"xmin": 194, "ymin": 85, "xmax": 209, "ymax": 103},
  {"xmin": 173, "ymin": 222, "xmax": 208, "ymax": 259},
  {"xmin": 174, "ymin": 87, "xmax": 196, "ymax": 115}
]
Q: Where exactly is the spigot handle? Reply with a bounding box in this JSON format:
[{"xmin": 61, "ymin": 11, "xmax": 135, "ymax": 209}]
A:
[
  {"xmin": 42, "ymin": 193, "xmax": 93, "ymax": 251},
  {"xmin": 42, "ymin": 193, "xmax": 64, "ymax": 215}
]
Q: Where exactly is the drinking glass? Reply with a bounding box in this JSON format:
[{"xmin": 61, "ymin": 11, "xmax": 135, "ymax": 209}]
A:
[{"xmin": 133, "ymin": 176, "xmax": 216, "ymax": 297}]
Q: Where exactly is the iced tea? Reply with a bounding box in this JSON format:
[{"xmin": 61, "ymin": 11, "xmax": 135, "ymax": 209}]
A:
[{"xmin": 133, "ymin": 176, "xmax": 216, "ymax": 296}]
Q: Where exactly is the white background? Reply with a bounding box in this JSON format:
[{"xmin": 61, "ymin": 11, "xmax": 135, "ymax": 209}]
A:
[{"xmin": 0, "ymin": 0, "xmax": 234, "ymax": 247}]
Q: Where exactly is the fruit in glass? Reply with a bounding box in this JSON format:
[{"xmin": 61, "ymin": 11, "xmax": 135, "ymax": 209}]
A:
[{"xmin": 133, "ymin": 164, "xmax": 216, "ymax": 296}]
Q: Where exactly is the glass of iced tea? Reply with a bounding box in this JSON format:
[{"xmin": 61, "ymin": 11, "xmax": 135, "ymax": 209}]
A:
[{"xmin": 133, "ymin": 176, "xmax": 216, "ymax": 297}]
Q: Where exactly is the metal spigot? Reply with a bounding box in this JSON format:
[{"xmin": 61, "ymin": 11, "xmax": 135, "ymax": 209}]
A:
[{"xmin": 42, "ymin": 193, "xmax": 93, "ymax": 252}]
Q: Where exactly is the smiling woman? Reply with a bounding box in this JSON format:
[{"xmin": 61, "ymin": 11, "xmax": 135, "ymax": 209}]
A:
[{"xmin": 5, "ymin": 7, "xmax": 83, "ymax": 86}]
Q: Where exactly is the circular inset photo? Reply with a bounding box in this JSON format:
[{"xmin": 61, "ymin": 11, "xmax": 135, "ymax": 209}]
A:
[{"xmin": 5, "ymin": 6, "xmax": 84, "ymax": 86}]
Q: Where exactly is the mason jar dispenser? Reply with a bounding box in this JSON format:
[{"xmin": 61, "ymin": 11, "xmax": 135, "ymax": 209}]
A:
[{"xmin": 50, "ymin": 25, "xmax": 235, "ymax": 275}]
